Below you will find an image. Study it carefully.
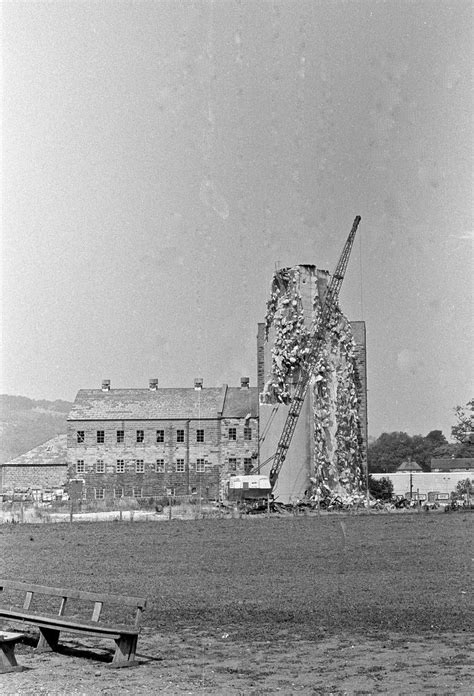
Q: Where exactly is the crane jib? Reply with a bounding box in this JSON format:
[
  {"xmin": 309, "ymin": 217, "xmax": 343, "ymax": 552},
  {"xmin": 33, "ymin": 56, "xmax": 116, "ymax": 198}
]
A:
[{"xmin": 268, "ymin": 216, "xmax": 361, "ymax": 489}]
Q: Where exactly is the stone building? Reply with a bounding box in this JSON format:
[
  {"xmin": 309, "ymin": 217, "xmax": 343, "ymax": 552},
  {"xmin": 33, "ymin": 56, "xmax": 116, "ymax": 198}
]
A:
[
  {"xmin": 66, "ymin": 378, "xmax": 258, "ymax": 501},
  {"xmin": 0, "ymin": 435, "xmax": 68, "ymax": 499}
]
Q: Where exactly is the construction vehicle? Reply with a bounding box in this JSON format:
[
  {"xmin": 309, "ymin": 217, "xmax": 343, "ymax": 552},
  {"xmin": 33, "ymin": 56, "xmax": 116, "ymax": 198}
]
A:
[{"xmin": 232, "ymin": 216, "xmax": 361, "ymax": 502}]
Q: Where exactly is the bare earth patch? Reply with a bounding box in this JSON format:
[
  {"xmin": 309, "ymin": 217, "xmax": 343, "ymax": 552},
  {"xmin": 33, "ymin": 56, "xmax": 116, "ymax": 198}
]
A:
[{"xmin": 1, "ymin": 627, "xmax": 472, "ymax": 695}]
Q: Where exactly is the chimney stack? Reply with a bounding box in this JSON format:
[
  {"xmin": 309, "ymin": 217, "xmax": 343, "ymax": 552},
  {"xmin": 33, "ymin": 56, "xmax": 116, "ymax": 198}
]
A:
[
  {"xmin": 194, "ymin": 378, "xmax": 203, "ymax": 390},
  {"xmin": 149, "ymin": 378, "xmax": 158, "ymax": 391},
  {"xmin": 240, "ymin": 377, "xmax": 250, "ymax": 389},
  {"xmin": 101, "ymin": 380, "xmax": 111, "ymax": 392}
]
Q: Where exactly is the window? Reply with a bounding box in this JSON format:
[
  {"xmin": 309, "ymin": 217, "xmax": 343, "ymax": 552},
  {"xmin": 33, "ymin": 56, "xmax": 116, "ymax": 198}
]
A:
[
  {"xmin": 77, "ymin": 431, "xmax": 84, "ymax": 443},
  {"xmin": 135, "ymin": 459, "xmax": 145, "ymax": 473},
  {"xmin": 191, "ymin": 487, "xmax": 197, "ymax": 495},
  {"xmin": 97, "ymin": 431, "xmax": 104, "ymax": 444},
  {"xmin": 244, "ymin": 427, "xmax": 252, "ymax": 440},
  {"xmin": 176, "ymin": 429, "xmax": 185, "ymax": 443},
  {"xmin": 136, "ymin": 430, "xmax": 144, "ymax": 443},
  {"xmin": 196, "ymin": 458, "xmax": 206, "ymax": 473},
  {"xmin": 156, "ymin": 459, "xmax": 165, "ymax": 473},
  {"xmin": 117, "ymin": 430, "xmax": 124, "ymax": 443},
  {"xmin": 76, "ymin": 460, "xmax": 85, "ymax": 474},
  {"xmin": 96, "ymin": 459, "xmax": 105, "ymax": 474},
  {"xmin": 114, "ymin": 488, "xmax": 124, "ymax": 499},
  {"xmin": 95, "ymin": 488, "xmax": 105, "ymax": 500},
  {"xmin": 133, "ymin": 487, "xmax": 142, "ymax": 498},
  {"xmin": 176, "ymin": 459, "xmax": 185, "ymax": 473},
  {"xmin": 228, "ymin": 427, "xmax": 237, "ymax": 440},
  {"xmin": 196, "ymin": 429, "xmax": 204, "ymax": 443},
  {"xmin": 244, "ymin": 458, "xmax": 253, "ymax": 474},
  {"xmin": 156, "ymin": 429, "xmax": 164, "ymax": 443},
  {"xmin": 116, "ymin": 459, "xmax": 125, "ymax": 473},
  {"xmin": 229, "ymin": 458, "xmax": 237, "ymax": 471}
]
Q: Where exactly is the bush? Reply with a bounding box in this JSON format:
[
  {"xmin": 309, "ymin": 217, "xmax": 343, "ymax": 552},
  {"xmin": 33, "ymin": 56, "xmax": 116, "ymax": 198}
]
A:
[{"xmin": 368, "ymin": 475, "xmax": 394, "ymax": 501}]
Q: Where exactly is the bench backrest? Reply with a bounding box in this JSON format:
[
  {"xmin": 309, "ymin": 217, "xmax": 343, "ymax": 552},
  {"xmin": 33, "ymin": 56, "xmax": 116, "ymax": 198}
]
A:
[{"xmin": 0, "ymin": 579, "xmax": 147, "ymax": 627}]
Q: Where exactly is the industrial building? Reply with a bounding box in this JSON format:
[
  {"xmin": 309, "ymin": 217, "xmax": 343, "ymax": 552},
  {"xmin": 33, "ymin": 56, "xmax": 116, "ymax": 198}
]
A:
[
  {"xmin": 257, "ymin": 264, "xmax": 367, "ymax": 503},
  {"xmin": 66, "ymin": 378, "xmax": 258, "ymax": 501},
  {"xmin": 371, "ymin": 458, "xmax": 473, "ymax": 500}
]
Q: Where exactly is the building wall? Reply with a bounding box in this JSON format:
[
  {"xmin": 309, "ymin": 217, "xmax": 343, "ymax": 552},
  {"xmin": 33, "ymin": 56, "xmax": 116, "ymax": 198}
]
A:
[
  {"xmin": 371, "ymin": 471, "xmax": 472, "ymax": 497},
  {"xmin": 1, "ymin": 464, "xmax": 67, "ymax": 492},
  {"xmin": 67, "ymin": 416, "xmax": 258, "ymax": 500}
]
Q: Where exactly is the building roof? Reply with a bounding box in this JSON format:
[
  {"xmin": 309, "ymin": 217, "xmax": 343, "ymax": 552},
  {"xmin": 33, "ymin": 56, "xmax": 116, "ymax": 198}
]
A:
[
  {"xmin": 430, "ymin": 458, "xmax": 474, "ymax": 471},
  {"xmin": 397, "ymin": 460, "xmax": 423, "ymax": 472},
  {"xmin": 2, "ymin": 435, "xmax": 67, "ymax": 467},
  {"xmin": 68, "ymin": 386, "xmax": 259, "ymax": 421}
]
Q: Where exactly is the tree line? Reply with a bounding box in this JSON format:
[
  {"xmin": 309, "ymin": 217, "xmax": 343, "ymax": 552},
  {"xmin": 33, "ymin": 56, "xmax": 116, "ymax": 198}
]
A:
[{"xmin": 368, "ymin": 399, "xmax": 473, "ymax": 473}]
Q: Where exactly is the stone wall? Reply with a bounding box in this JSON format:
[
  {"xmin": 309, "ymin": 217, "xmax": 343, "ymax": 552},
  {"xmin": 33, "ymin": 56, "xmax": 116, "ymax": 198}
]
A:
[{"xmin": 1, "ymin": 464, "xmax": 67, "ymax": 492}]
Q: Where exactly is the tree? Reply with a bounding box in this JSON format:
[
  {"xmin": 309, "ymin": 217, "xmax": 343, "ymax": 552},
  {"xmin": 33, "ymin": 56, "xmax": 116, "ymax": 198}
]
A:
[
  {"xmin": 455, "ymin": 478, "xmax": 472, "ymax": 497},
  {"xmin": 368, "ymin": 475, "xmax": 393, "ymax": 500},
  {"xmin": 451, "ymin": 399, "xmax": 474, "ymax": 444}
]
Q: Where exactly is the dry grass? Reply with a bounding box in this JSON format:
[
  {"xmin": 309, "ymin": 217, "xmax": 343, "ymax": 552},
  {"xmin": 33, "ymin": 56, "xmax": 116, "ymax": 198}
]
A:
[{"xmin": 0, "ymin": 514, "xmax": 472, "ymax": 640}]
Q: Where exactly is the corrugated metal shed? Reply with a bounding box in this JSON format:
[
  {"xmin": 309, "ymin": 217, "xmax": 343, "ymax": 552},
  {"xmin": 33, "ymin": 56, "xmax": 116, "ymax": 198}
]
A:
[
  {"xmin": 68, "ymin": 387, "xmax": 259, "ymax": 421},
  {"xmin": 3, "ymin": 434, "xmax": 67, "ymax": 466}
]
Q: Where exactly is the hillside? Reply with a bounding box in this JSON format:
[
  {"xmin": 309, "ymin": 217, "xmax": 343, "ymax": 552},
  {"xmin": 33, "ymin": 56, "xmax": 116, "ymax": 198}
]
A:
[{"xmin": 0, "ymin": 395, "xmax": 73, "ymax": 464}]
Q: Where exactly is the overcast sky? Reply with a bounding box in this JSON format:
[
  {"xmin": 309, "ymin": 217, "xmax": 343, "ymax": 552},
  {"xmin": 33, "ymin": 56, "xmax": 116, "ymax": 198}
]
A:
[{"xmin": 2, "ymin": 0, "xmax": 472, "ymax": 439}]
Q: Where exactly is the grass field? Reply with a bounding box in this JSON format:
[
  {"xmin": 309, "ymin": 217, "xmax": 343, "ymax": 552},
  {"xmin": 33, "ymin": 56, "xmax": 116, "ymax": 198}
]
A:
[{"xmin": 1, "ymin": 513, "xmax": 472, "ymax": 639}]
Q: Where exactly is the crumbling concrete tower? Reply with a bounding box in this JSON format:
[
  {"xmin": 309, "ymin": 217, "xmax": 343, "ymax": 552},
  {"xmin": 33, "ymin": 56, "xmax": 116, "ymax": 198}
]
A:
[{"xmin": 257, "ymin": 264, "xmax": 367, "ymax": 503}]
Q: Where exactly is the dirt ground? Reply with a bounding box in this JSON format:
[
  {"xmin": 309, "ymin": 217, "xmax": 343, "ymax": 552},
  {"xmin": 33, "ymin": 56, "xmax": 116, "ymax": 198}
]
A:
[{"xmin": 1, "ymin": 626, "xmax": 472, "ymax": 695}]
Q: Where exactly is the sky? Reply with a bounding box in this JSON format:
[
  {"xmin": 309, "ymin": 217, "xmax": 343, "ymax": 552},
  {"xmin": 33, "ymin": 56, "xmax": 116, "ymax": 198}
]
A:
[{"xmin": 1, "ymin": 0, "xmax": 472, "ymax": 440}]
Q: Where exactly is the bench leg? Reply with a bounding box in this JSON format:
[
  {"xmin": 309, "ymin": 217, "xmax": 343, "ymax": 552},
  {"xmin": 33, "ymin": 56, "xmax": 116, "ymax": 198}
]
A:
[
  {"xmin": 107, "ymin": 634, "xmax": 138, "ymax": 669},
  {"xmin": 0, "ymin": 641, "xmax": 25, "ymax": 673},
  {"xmin": 36, "ymin": 628, "xmax": 60, "ymax": 653}
]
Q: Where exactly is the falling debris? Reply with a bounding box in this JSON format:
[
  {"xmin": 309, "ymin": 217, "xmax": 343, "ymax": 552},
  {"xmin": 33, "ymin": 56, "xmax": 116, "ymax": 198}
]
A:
[{"xmin": 262, "ymin": 264, "xmax": 364, "ymax": 498}]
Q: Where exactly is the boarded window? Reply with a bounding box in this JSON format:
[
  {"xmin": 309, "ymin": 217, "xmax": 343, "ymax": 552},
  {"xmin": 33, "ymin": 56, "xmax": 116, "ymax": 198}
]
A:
[
  {"xmin": 229, "ymin": 458, "xmax": 237, "ymax": 471},
  {"xmin": 77, "ymin": 431, "xmax": 84, "ymax": 443}
]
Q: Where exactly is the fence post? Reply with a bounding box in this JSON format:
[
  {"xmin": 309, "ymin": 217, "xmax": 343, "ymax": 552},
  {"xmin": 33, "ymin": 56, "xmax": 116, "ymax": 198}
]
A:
[{"xmin": 168, "ymin": 496, "xmax": 172, "ymax": 520}]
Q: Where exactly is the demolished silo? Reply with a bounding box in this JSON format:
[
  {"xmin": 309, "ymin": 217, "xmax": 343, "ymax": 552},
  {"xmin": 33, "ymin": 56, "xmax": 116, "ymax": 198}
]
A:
[{"xmin": 257, "ymin": 264, "xmax": 367, "ymax": 503}]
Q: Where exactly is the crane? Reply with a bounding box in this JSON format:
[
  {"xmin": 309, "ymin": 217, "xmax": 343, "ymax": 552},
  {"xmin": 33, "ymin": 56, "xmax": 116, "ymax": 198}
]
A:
[{"xmin": 267, "ymin": 215, "xmax": 361, "ymax": 488}]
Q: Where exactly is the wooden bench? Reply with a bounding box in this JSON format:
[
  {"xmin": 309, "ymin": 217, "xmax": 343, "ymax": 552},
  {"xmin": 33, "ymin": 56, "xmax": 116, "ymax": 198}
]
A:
[
  {"xmin": 0, "ymin": 580, "xmax": 147, "ymax": 668},
  {"xmin": 0, "ymin": 631, "xmax": 26, "ymax": 673}
]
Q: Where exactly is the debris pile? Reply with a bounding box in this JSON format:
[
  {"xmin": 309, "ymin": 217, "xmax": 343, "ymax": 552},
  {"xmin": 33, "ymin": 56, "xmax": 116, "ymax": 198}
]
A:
[{"xmin": 263, "ymin": 265, "xmax": 364, "ymax": 497}]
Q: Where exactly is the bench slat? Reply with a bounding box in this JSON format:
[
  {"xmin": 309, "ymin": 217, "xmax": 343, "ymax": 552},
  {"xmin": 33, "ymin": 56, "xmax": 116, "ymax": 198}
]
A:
[
  {"xmin": 0, "ymin": 580, "xmax": 146, "ymax": 609},
  {"xmin": 91, "ymin": 601, "xmax": 103, "ymax": 623},
  {"xmin": 23, "ymin": 592, "xmax": 33, "ymax": 611},
  {"xmin": 0, "ymin": 609, "xmax": 139, "ymax": 638}
]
